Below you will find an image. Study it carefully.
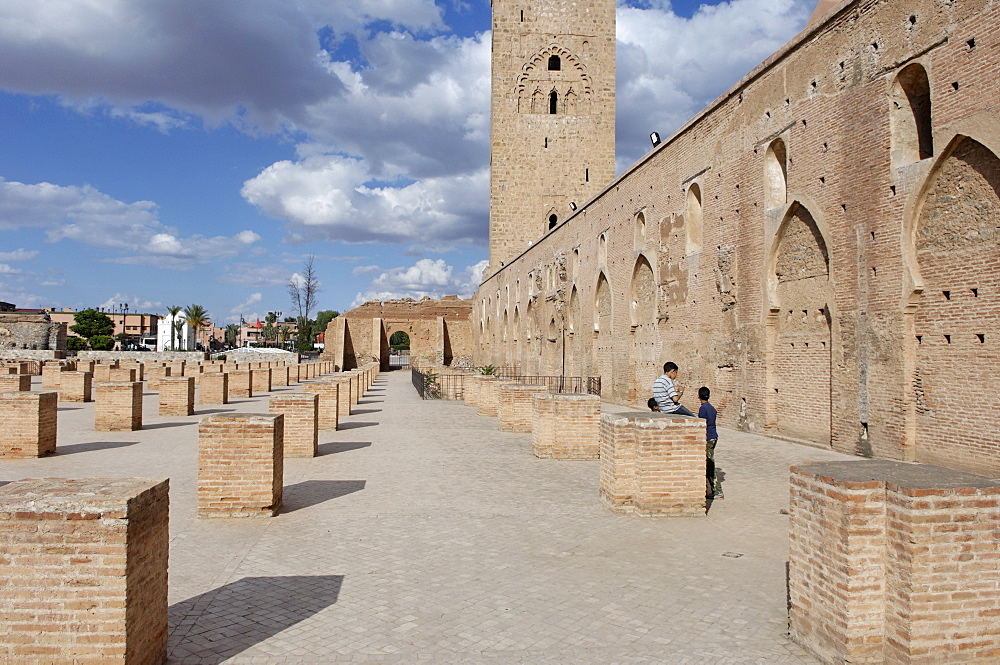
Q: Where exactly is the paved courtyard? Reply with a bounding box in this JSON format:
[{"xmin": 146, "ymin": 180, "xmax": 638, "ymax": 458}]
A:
[{"xmin": 1, "ymin": 370, "xmax": 857, "ymax": 664}]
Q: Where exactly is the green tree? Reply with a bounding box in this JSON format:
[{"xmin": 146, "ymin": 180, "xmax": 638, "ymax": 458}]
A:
[
  {"xmin": 296, "ymin": 316, "xmax": 314, "ymax": 353},
  {"xmin": 89, "ymin": 335, "xmax": 115, "ymax": 351},
  {"xmin": 183, "ymin": 304, "xmax": 210, "ymax": 351},
  {"xmin": 166, "ymin": 305, "xmax": 182, "ymax": 350},
  {"xmin": 224, "ymin": 323, "xmax": 240, "ymax": 347},
  {"xmin": 262, "ymin": 311, "xmax": 278, "ymax": 346},
  {"xmin": 69, "ymin": 308, "xmax": 114, "ymax": 340},
  {"xmin": 66, "ymin": 336, "xmax": 87, "ymax": 351},
  {"xmin": 315, "ymin": 310, "xmax": 339, "ymax": 335}
]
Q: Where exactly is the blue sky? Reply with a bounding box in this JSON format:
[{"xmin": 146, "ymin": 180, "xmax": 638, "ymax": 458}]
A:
[{"xmin": 0, "ymin": 0, "xmax": 814, "ymax": 325}]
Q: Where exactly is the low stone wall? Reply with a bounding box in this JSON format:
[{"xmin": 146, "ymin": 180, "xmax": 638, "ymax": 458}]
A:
[
  {"xmin": 215, "ymin": 349, "xmax": 299, "ymax": 364},
  {"xmin": 0, "ymin": 350, "xmax": 65, "ymax": 361},
  {"xmin": 77, "ymin": 350, "xmax": 207, "ymax": 362}
]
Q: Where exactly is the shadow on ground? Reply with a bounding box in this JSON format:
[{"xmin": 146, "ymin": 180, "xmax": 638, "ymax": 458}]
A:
[
  {"xmin": 317, "ymin": 441, "xmax": 372, "ymax": 456},
  {"xmin": 281, "ymin": 480, "xmax": 366, "ymax": 512},
  {"xmin": 142, "ymin": 422, "xmax": 195, "ymax": 430},
  {"xmin": 337, "ymin": 421, "xmax": 377, "ymax": 430},
  {"xmin": 168, "ymin": 575, "xmax": 344, "ymax": 664},
  {"xmin": 58, "ymin": 440, "xmax": 140, "ymax": 455}
]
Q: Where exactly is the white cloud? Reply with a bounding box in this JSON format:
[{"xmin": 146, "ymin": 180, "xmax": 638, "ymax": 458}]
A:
[
  {"xmin": 230, "ymin": 292, "xmax": 263, "ymax": 319},
  {"xmin": 0, "ymin": 263, "xmax": 22, "ymax": 275},
  {"xmin": 0, "ymin": 248, "xmax": 38, "ymax": 261},
  {"xmin": 350, "ymin": 257, "xmax": 486, "ymax": 307},
  {"xmin": 216, "ymin": 262, "xmax": 292, "ymax": 288},
  {"xmin": 0, "ymin": 178, "xmax": 260, "ymax": 268}
]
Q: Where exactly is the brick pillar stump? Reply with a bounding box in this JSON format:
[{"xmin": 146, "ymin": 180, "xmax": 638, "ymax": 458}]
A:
[
  {"xmin": 227, "ymin": 370, "xmax": 253, "ymax": 399},
  {"xmin": 789, "ymin": 460, "xmax": 1000, "ymax": 665},
  {"xmin": 301, "ymin": 381, "xmax": 339, "ymax": 430},
  {"xmin": 599, "ymin": 412, "xmax": 705, "ymax": 517},
  {"xmin": 109, "ymin": 367, "xmax": 137, "ymax": 382},
  {"xmin": 272, "ymin": 365, "xmax": 289, "ymax": 387},
  {"xmin": 532, "ymin": 393, "xmax": 601, "ymax": 458},
  {"xmin": 93, "ymin": 364, "xmax": 112, "ymax": 383},
  {"xmin": 251, "ymin": 368, "xmax": 272, "ymax": 394},
  {"xmin": 326, "ymin": 377, "xmax": 353, "ymax": 416},
  {"xmin": 477, "ymin": 376, "xmax": 502, "ymax": 417},
  {"xmin": 60, "ymin": 370, "xmax": 94, "ymax": 403},
  {"xmin": 0, "ymin": 374, "xmax": 31, "ymax": 392},
  {"xmin": 270, "ymin": 393, "xmax": 318, "ymax": 457},
  {"xmin": 0, "ymin": 391, "xmax": 58, "ymax": 458},
  {"xmin": 166, "ymin": 361, "xmax": 185, "ymax": 377},
  {"xmin": 158, "ymin": 376, "xmax": 195, "ymax": 416},
  {"xmin": 199, "ymin": 372, "xmax": 228, "ymax": 405},
  {"xmin": 121, "ymin": 363, "xmax": 144, "ymax": 381},
  {"xmin": 0, "ymin": 477, "xmax": 169, "ymax": 664},
  {"xmin": 198, "ymin": 414, "xmax": 283, "ymax": 518},
  {"xmin": 95, "ymin": 381, "xmax": 143, "ymax": 431},
  {"xmin": 145, "ymin": 365, "xmax": 170, "ymax": 391},
  {"xmin": 464, "ymin": 374, "xmax": 483, "ymax": 407},
  {"xmin": 498, "ymin": 384, "xmax": 549, "ymax": 433},
  {"xmin": 347, "ymin": 371, "xmax": 362, "ymax": 404},
  {"xmin": 40, "ymin": 363, "xmax": 66, "ymax": 389}
]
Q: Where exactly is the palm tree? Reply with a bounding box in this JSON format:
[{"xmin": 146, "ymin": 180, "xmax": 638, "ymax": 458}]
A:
[
  {"xmin": 173, "ymin": 320, "xmax": 186, "ymax": 350},
  {"xmin": 225, "ymin": 323, "xmax": 240, "ymax": 348},
  {"xmin": 166, "ymin": 305, "xmax": 182, "ymax": 350},
  {"xmin": 183, "ymin": 304, "xmax": 210, "ymax": 351}
]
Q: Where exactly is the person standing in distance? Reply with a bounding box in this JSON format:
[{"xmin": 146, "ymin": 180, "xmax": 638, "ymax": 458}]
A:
[{"xmin": 652, "ymin": 362, "xmax": 696, "ymax": 417}]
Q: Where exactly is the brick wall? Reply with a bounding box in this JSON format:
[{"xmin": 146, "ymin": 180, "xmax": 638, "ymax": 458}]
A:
[
  {"xmin": 497, "ymin": 383, "xmax": 549, "ymax": 433},
  {"xmin": 93, "ymin": 364, "xmax": 112, "ymax": 383},
  {"xmin": 272, "ymin": 365, "xmax": 289, "ymax": 387},
  {"xmin": 0, "ymin": 477, "xmax": 169, "ymax": 664},
  {"xmin": 251, "ymin": 368, "xmax": 272, "ymax": 394},
  {"xmin": 60, "ymin": 370, "xmax": 93, "ymax": 402},
  {"xmin": 145, "ymin": 364, "xmax": 170, "ymax": 391},
  {"xmin": 0, "ymin": 374, "xmax": 31, "ymax": 392},
  {"xmin": 109, "ymin": 367, "xmax": 137, "ymax": 382},
  {"xmin": 198, "ymin": 372, "xmax": 228, "ymax": 405},
  {"xmin": 0, "ymin": 390, "xmax": 58, "ymax": 457},
  {"xmin": 300, "ymin": 382, "xmax": 340, "ymax": 430},
  {"xmin": 599, "ymin": 412, "xmax": 705, "ymax": 516},
  {"xmin": 326, "ymin": 376, "xmax": 353, "ymax": 416},
  {"xmin": 789, "ymin": 460, "xmax": 1000, "ymax": 664},
  {"xmin": 198, "ymin": 414, "xmax": 283, "ymax": 518},
  {"xmin": 159, "ymin": 376, "xmax": 195, "ymax": 417},
  {"xmin": 464, "ymin": 374, "xmax": 483, "ymax": 407},
  {"xmin": 532, "ymin": 393, "xmax": 601, "ymax": 459},
  {"xmin": 477, "ymin": 376, "xmax": 501, "ymax": 417},
  {"xmin": 95, "ymin": 381, "xmax": 143, "ymax": 432},
  {"xmin": 227, "ymin": 370, "xmax": 252, "ymax": 399},
  {"xmin": 40, "ymin": 363, "xmax": 66, "ymax": 389},
  {"xmin": 270, "ymin": 393, "xmax": 318, "ymax": 458}
]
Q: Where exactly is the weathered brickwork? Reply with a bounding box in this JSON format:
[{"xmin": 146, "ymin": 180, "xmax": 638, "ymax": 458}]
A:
[
  {"xmin": 270, "ymin": 393, "xmax": 318, "ymax": 458},
  {"xmin": 145, "ymin": 364, "xmax": 170, "ymax": 391},
  {"xmin": 227, "ymin": 369, "xmax": 253, "ymax": 399},
  {"xmin": 197, "ymin": 413, "xmax": 283, "ymax": 518},
  {"xmin": 0, "ymin": 477, "xmax": 169, "ymax": 664},
  {"xmin": 109, "ymin": 367, "xmax": 137, "ymax": 383},
  {"xmin": 300, "ymin": 381, "xmax": 340, "ymax": 430},
  {"xmin": 477, "ymin": 376, "xmax": 502, "ymax": 417},
  {"xmin": 0, "ymin": 390, "xmax": 58, "ymax": 458},
  {"xmin": 472, "ymin": 0, "xmax": 1000, "ymax": 478},
  {"xmin": 272, "ymin": 365, "xmax": 289, "ymax": 387},
  {"xmin": 497, "ymin": 383, "xmax": 549, "ymax": 433},
  {"xmin": 532, "ymin": 392, "xmax": 601, "ymax": 459},
  {"xmin": 40, "ymin": 363, "xmax": 67, "ymax": 389},
  {"xmin": 159, "ymin": 376, "xmax": 195, "ymax": 417},
  {"xmin": 325, "ymin": 376, "xmax": 353, "ymax": 417},
  {"xmin": 60, "ymin": 370, "xmax": 93, "ymax": 402},
  {"xmin": 464, "ymin": 374, "xmax": 483, "ymax": 407},
  {"xmin": 198, "ymin": 372, "xmax": 228, "ymax": 405},
  {"xmin": 95, "ymin": 381, "xmax": 143, "ymax": 432},
  {"xmin": 0, "ymin": 374, "xmax": 31, "ymax": 392},
  {"xmin": 251, "ymin": 368, "xmax": 272, "ymax": 394},
  {"xmin": 599, "ymin": 413, "xmax": 705, "ymax": 517},
  {"xmin": 93, "ymin": 364, "xmax": 112, "ymax": 383},
  {"xmin": 788, "ymin": 460, "xmax": 1000, "ymax": 665}
]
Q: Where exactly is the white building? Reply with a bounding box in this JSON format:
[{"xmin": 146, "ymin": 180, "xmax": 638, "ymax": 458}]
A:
[{"xmin": 157, "ymin": 313, "xmax": 196, "ymax": 351}]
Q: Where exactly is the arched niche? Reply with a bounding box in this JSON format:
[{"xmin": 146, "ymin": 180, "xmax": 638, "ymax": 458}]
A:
[
  {"xmin": 890, "ymin": 63, "xmax": 933, "ymax": 168},
  {"xmin": 567, "ymin": 286, "xmax": 582, "ymax": 376},
  {"xmin": 629, "ymin": 256, "xmax": 658, "ymax": 404},
  {"xmin": 686, "ymin": 183, "xmax": 703, "ymax": 254},
  {"xmin": 634, "ymin": 210, "xmax": 646, "ymax": 249},
  {"xmin": 630, "ymin": 256, "xmax": 656, "ymax": 328},
  {"xmin": 906, "ymin": 136, "xmax": 1000, "ymax": 475},
  {"xmin": 764, "ymin": 139, "xmax": 788, "ymax": 209}
]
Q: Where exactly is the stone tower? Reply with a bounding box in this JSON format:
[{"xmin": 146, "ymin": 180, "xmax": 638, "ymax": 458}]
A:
[{"xmin": 488, "ymin": 0, "xmax": 616, "ymax": 274}]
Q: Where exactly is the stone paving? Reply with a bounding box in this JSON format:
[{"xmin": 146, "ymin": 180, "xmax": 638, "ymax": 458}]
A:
[{"xmin": 0, "ymin": 371, "xmax": 857, "ymax": 664}]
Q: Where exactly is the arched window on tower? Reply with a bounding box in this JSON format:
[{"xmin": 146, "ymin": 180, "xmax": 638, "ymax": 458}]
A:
[
  {"xmin": 548, "ymin": 55, "xmax": 561, "ymax": 71},
  {"xmin": 549, "ymin": 91, "xmax": 558, "ymax": 114},
  {"xmin": 548, "ymin": 214, "xmax": 558, "ymax": 230},
  {"xmin": 891, "ymin": 63, "xmax": 933, "ymax": 167}
]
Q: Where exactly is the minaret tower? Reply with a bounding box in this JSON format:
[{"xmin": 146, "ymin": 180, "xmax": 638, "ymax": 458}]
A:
[{"xmin": 488, "ymin": 0, "xmax": 616, "ymax": 273}]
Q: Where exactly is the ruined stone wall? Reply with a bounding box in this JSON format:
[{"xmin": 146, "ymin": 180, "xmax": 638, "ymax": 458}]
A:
[
  {"xmin": 0, "ymin": 312, "xmax": 66, "ymax": 351},
  {"xmin": 476, "ymin": 0, "xmax": 1000, "ymax": 475}
]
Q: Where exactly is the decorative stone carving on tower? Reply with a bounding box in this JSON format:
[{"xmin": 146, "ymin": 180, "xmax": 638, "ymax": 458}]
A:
[{"xmin": 488, "ymin": 0, "xmax": 616, "ymax": 276}]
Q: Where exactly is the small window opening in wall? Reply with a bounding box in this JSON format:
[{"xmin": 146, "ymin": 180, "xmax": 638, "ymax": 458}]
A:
[
  {"xmin": 774, "ymin": 388, "xmax": 779, "ymax": 394},
  {"xmin": 972, "ymin": 288, "xmax": 979, "ymax": 297},
  {"xmin": 785, "ymin": 98, "xmax": 790, "ymax": 106},
  {"xmin": 872, "ymin": 267, "xmax": 877, "ymax": 277},
  {"xmin": 765, "ymin": 111, "xmax": 771, "ymax": 119},
  {"xmin": 549, "ymin": 91, "xmax": 558, "ymax": 114},
  {"xmin": 585, "ymin": 168, "xmax": 589, "ymax": 182},
  {"xmin": 841, "ymin": 203, "xmax": 848, "ymax": 211},
  {"xmin": 944, "ymin": 334, "xmax": 951, "ymax": 344},
  {"xmin": 861, "ymin": 421, "xmax": 869, "ymax": 439},
  {"xmin": 871, "ymin": 231, "xmax": 876, "ymax": 240},
  {"xmin": 548, "ymin": 214, "xmax": 558, "ymax": 230},
  {"xmin": 811, "ymin": 80, "xmax": 817, "ymax": 90},
  {"xmin": 871, "ymin": 42, "xmax": 879, "ymax": 52},
  {"xmin": 890, "ymin": 185, "xmax": 896, "ymax": 196},
  {"xmin": 547, "ymin": 55, "xmax": 561, "ymax": 71},
  {"xmin": 544, "ymin": 137, "xmax": 548, "ymax": 148},
  {"xmin": 967, "ymin": 38, "xmax": 976, "ymax": 50},
  {"xmin": 908, "ymin": 14, "xmax": 917, "ymax": 25},
  {"xmin": 839, "ymin": 61, "xmax": 846, "ymax": 71},
  {"xmin": 819, "ymin": 176, "xmax": 826, "ymax": 184},
  {"xmin": 520, "ymin": 9, "xmax": 524, "ymax": 21},
  {"xmin": 822, "ymin": 142, "xmax": 829, "ymax": 152},
  {"xmin": 802, "ymin": 119, "xmax": 807, "ymax": 128},
  {"xmin": 916, "ymin": 335, "xmax": 922, "ymax": 344},
  {"xmin": 952, "ymin": 81, "xmax": 960, "ymax": 91},
  {"xmin": 943, "ymin": 290, "xmax": 951, "ymax": 300},
  {"xmin": 977, "ymin": 334, "xmax": 985, "ymax": 343}
]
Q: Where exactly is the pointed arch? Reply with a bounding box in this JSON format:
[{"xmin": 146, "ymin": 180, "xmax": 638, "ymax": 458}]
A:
[
  {"xmin": 890, "ymin": 63, "xmax": 933, "ymax": 168},
  {"xmin": 685, "ymin": 182, "xmax": 703, "ymax": 254},
  {"xmin": 629, "ymin": 255, "xmax": 658, "ymax": 404},
  {"xmin": 764, "ymin": 139, "xmax": 788, "ymax": 209}
]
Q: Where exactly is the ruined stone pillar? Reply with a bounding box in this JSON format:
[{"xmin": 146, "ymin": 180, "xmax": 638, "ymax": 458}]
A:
[
  {"xmin": 198, "ymin": 372, "xmax": 228, "ymax": 405},
  {"xmin": 272, "ymin": 365, "xmax": 289, "ymax": 387},
  {"xmin": 60, "ymin": 370, "xmax": 94, "ymax": 403},
  {"xmin": 0, "ymin": 391, "xmax": 58, "ymax": 458},
  {"xmin": 300, "ymin": 381, "xmax": 339, "ymax": 430},
  {"xmin": 348, "ymin": 370, "xmax": 363, "ymax": 404},
  {"xmin": 158, "ymin": 376, "xmax": 195, "ymax": 417},
  {"xmin": 532, "ymin": 393, "xmax": 601, "ymax": 459},
  {"xmin": 251, "ymin": 368, "xmax": 272, "ymax": 394},
  {"xmin": 93, "ymin": 363, "xmax": 112, "ymax": 383},
  {"xmin": 326, "ymin": 376, "xmax": 353, "ymax": 417},
  {"xmin": 197, "ymin": 414, "xmax": 283, "ymax": 517},
  {"xmin": 0, "ymin": 374, "xmax": 31, "ymax": 392},
  {"xmin": 95, "ymin": 381, "xmax": 143, "ymax": 431},
  {"xmin": 497, "ymin": 384, "xmax": 549, "ymax": 433},
  {"xmin": 145, "ymin": 365, "xmax": 171, "ymax": 391},
  {"xmin": 599, "ymin": 412, "xmax": 705, "ymax": 517},
  {"xmin": 269, "ymin": 393, "xmax": 318, "ymax": 458},
  {"xmin": 0, "ymin": 477, "xmax": 169, "ymax": 664},
  {"xmin": 227, "ymin": 369, "xmax": 252, "ymax": 399},
  {"xmin": 41, "ymin": 363, "xmax": 66, "ymax": 389},
  {"xmin": 789, "ymin": 460, "xmax": 1000, "ymax": 665},
  {"xmin": 109, "ymin": 367, "xmax": 137, "ymax": 382},
  {"xmin": 477, "ymin": 376, "xmax": 501, "ymax": 417}
]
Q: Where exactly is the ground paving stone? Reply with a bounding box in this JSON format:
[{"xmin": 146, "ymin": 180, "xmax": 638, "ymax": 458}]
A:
[{"xmin": 0, "ymin": 372, "xmax": 855, "ymax": 663}]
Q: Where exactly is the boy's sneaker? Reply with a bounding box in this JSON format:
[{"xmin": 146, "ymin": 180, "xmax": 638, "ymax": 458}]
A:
[{"xmin": 708, "ymin": 491, "xmax": 723, "ymax": 500}]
